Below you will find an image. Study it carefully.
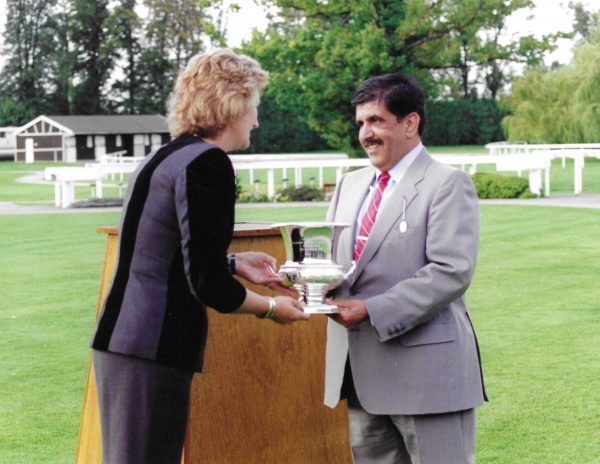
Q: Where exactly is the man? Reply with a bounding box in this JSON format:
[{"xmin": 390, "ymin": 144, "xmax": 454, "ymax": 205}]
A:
[{"xmin": 324, "ymin": 72, "xmax": 486, "ymax": 464}]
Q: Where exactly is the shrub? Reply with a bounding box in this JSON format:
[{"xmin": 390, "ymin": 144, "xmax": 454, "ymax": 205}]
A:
[
  {"xmin": 277, "ymin": 186, "xmax": 324, "ymax": 202},
  {"xmin": 471, "ymin": 172, "xmax": 534, "ymax": 199},
  {"xmin": 236, "ymin": 191, "xmax": 270, "ymax": 203},
  {"xmin": 234, "ymin": 176, "xmax": 243, "ymax": 200}
]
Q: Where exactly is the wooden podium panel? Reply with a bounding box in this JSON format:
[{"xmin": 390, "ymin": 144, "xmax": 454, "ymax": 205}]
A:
[{"xmin": 76, "ymin": 224, "xmax": 351, "ymax": 464}]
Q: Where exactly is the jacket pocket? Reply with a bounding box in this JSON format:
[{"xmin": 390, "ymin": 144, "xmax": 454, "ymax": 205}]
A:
[{"xmin": 399, "ymin": 321, "xmax": 457, "ymax": 347}]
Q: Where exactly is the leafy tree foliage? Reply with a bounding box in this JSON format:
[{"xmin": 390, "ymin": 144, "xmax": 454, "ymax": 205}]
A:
[
  {"xmin": 570, "ymin": 1, "xmax": 598, "ymax": 39},
  {"xmin": 45, "ymin": 0, "xmax": 75, "ymax": 115},
  {"xmin": 0, "ymin": 0, "xmax": 224, "ymax": 122},
  {"xmin": 133, "ymin": 0, "xmax": 225, "ymax": 114},
  {"xmin": 0, "ymin": 97, "xmax": 36, "ymax": 126},
  {"xmin": 503, "ymin": 15, "xmax": 600, "ymax": 143},
  {"xmin": 104, "ymin": 0, "xmax": 142, "ymax": 114},
  {"xmin": 70, "ymin": 0, "xmax": 113, "ymax": 114},
  {"xmin": 242, "ymin": 0, "xmax": 558, "ymax": 153},
  {"xmin": 143, "ymin": 0, "xmax": 222, "ymax": 70},
  {"xmin": 0, "ymin": 0, "xmax": 59, "ymax": 116}
]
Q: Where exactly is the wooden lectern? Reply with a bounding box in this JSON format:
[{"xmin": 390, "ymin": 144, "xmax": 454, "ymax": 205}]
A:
[{"xmin": 76, "ymin": 224, "xmax": 352, "ymax": 463}]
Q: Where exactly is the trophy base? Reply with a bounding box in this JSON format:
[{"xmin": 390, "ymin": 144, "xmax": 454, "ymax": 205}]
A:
[{"xmin": 303, "ymin": 304, "xmax": 340, "ymax": 315}]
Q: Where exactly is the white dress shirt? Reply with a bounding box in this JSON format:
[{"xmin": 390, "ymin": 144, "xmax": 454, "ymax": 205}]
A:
[{"xmin": 354, "ymin": 142, "xmax": 423, "ymax": 248}]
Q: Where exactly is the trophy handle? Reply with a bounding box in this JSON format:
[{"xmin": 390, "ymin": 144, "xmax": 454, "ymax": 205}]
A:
[{"xmin": 267, "ymin": 264, "xmax": 278, "ymax": 277}]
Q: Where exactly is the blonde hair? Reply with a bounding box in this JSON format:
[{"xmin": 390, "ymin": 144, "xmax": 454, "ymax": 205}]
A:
[{"xmin": 167, "ymin": 49, "xmax": 269, "ymax": 138}]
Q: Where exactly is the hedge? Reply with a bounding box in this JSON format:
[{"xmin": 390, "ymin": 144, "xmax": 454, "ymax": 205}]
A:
[
  {"xmin": 471, "ymin": 172, "xmax": 536, "ymax": 199},
  {"xmin": 423, "ymin": 98, "xmax": 506, "ymax": 146},
  {"xmin": 237, "ymin": 95, "xmax": 331, "ymax": 154},
  {"xmin": 235, "ymin": 96, "xmax": 506, "ymax": 153}
]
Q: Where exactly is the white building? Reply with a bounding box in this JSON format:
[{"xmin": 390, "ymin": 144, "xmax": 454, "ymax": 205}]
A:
[
  {"xmin": 0, "ymin": 126, "xmax": 21, "ymax": 159},
  {"xmin": 13, "ymin": 115, "xmax": 170, "ymax": 163}
]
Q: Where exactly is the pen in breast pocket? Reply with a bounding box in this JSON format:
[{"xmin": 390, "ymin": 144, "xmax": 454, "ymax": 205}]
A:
[{"xmin": 399, "ymin": 197, "xmax": 407, "ymax": 233}]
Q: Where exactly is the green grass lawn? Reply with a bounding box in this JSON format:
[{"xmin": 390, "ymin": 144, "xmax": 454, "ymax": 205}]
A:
[
  {"xmin": 1, "ymin": 204, "xmax": 599, "ymax": 463},
  {"xmin": 428, "ymin": 145, "xmax": 487, "ymax": 153}
]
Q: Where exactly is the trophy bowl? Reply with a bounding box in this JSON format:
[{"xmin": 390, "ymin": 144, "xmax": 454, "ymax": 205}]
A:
[{"xmin": 272, "ymin": 222, "xmax": 355, "ymax": 314}]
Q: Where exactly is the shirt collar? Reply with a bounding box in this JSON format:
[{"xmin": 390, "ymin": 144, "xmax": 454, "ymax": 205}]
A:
[{"xmin": 374, "ymin": 141, "xmax": 423, "ymax": 184}]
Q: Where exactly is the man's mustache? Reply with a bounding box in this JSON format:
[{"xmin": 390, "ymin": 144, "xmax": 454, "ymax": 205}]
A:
[{"xmin": 363, "ymin": 137, "xmax": 384, "ymax": 148}]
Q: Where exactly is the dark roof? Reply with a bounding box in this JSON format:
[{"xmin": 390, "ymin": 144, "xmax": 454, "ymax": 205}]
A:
[{"xmin": 47, "ymin": 115, "xmax": 169, "ymax": 135}]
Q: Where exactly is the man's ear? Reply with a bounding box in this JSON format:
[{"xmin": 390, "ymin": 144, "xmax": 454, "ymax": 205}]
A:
[{"xmin": 404, "ymin": 112, "xmax": 420, "ymax": 138}]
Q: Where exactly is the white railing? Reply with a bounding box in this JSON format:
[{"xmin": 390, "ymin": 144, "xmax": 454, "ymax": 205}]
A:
[
  {"xmin": 44, "ymin": 167, "xmax": 105, "ymax": 208},
  {"xmin": 485, "ymin": 141, "xmax": 600, "ymax": 154},
  {"xmin": 230, "ymin": 152, "xmax": 349, "ymax": 197},
  {"xmin": 99, "ymin": 151, "xmax": 145, "ymax": 164},
  {"xmin": 231, "ymin": 151, "xmax": 553, "ymax": 198},
  {"xmin": 231, "ymin": 155, "xmax": 367, "ymax": 198},
  {"xmin": 485, "ymin": 142, "xmax": 600, "ymax": 195},
  {"xmin": 45, "ymin": 160, "xmax": 140, "ymax": 208},
  {"xmin": 431, "ymin": 153, "xmax": 550, "ymax": 196},
  {"xmin": 46, "ymin": 144, "xmax": 600, "ymax": 207}
]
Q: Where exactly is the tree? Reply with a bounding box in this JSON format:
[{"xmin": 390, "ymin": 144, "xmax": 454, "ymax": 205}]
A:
[
  {"xmin": 143, "ymin": 0, "xmax": 222, "ymax": 69},
  {"xmin": 242, "ymin": 0, "xmax": 559, "ymax": 153},
  {"xmin": 104, "ymin": 1, "xmax": 142, "ymax": 113},
  {"xmin": 569, "ymin": 1, "xmax": 598, "ymax": 39},
  {"xmin": 404, "ymin": 0, "xmax": 560, "ymax": 99},
  {"xmin": 0, "ymin": 0, "xmax": 57, "ymax": 119},
  {"xmin": 0, "ymin": 0, "xmax": 231, "ymax": 118},
  {"xmin": 70, "ymin": 0, "xmax": 114, "ymax": 114},
  {"xmin": 0, "ymin": 97, "xmax": 36, "ymax": 126},
  {"xmin": 45, "ymin": 0, "xmax": 74, "ymax": 115},
  {"xmin": 133, "ymin": 0, "xmax": 226, "ymax": 114},
  {"xmin": 502, "ymin": 17, "xmax": 600, "ymax": 143},
  {"xmin": 571, "ymin": 34, "xmax": 600, "ymax": 142}
]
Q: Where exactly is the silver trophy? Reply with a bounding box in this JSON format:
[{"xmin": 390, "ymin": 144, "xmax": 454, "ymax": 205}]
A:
[{"xmin": 272, "ymin": 222, "xmax": 356, "ymax": 314}]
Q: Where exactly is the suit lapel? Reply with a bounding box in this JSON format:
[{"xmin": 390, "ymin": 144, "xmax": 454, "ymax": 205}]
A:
[{"xmin": 350, "ymin": 149, "xmax": 432, "ymax": 283}]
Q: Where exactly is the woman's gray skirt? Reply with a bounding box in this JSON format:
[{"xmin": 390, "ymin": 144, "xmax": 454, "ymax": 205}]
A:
[{"xmin": 93, "ymin": 350, "xmax": 194, "ymax": 464}]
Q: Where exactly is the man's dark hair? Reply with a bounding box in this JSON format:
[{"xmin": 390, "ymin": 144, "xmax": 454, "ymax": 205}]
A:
[{"xmin": 351, "ymin": 72, "xmax": 426, "ymax": 136}]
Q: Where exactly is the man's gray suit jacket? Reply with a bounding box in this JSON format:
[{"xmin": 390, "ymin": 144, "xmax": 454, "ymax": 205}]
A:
[{"xmin": 324, "ymin": 148, "xmax": 486, "ymax": 415}]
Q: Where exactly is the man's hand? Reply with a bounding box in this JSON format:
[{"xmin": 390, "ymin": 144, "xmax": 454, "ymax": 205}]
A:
[
  {"xmin": 328, "ymin": 298, "xmax": 369, "ymax": 328},
  {"xmin": 233, "ymin": 252, "xmax": 295, "ymax": 295}
]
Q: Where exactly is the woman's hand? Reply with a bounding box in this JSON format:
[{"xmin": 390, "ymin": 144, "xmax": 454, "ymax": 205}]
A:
[
  {"xmin": 234, "ymin": 252, "xmax": 295, "ymax": 295},
  {"xmin": 270, "ymin": 296, "xmax": 309, "ymax": 324}
]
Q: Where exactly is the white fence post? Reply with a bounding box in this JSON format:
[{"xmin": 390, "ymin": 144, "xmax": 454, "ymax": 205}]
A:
[
  {"xmin": 267, "ymin": 168, "xmax": 275, "ymax": 198},
  {"xmin": 574, "ymin": 155, "xmax": 584, "ymax": 195},
  {"xmin": 25, "ymin": 138, "xmax": 34, "ymax": 163}
]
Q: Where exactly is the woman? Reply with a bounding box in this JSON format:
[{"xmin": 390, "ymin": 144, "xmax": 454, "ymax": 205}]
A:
[{"xmin": 90, "ymin": 49, "xmax": 308, "ymax": 463}]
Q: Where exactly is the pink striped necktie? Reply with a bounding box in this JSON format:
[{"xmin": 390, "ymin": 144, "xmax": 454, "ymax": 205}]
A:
[{"xmin": 354, "ymin": 171, "xmax": 391, "ymax": 261}]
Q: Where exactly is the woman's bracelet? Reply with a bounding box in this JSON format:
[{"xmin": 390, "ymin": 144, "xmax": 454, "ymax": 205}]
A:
[
  {"xmin": 256, "ymin": 296, "xmax": 276, "ymax": 319},
  {"xmin": 228, "ymin": 253, "xmax": 236, "ymax": 275}
]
